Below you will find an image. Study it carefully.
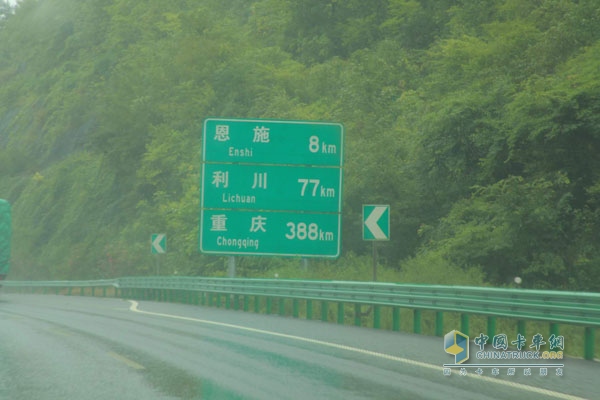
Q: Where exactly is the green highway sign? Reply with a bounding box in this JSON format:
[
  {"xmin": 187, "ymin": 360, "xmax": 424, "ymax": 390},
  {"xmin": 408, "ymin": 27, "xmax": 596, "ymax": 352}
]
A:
[
  {"xmin": 203, "ymin": 118, "xmax": 343, "ymax": 166},
  {"xmin": 151, "ymin": 233, "xmax": 166, "ymax": 254},
  {"xmin": 200, "ymin": 210, "xmax": 340, "ymax": 257},
  {"xmin": 200, "ymin": 118, "xmax": 344, "ymax": 258},
  {"xmin": 363, "ymin": 205, "xmax": 390, "ymax": 241},
  {"xmin": 202, "ymin": 163, "xmax": 342, "ymax": 212}
]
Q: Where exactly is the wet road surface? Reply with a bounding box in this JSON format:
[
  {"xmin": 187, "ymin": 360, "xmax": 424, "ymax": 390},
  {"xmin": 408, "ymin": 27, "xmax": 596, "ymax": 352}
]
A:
[{"xmin": 0, "ymin": 294, "xmax": 597, "ymax": 400}]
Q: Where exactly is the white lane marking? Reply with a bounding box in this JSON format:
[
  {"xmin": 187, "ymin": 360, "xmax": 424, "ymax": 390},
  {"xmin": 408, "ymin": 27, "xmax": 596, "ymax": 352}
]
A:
[
  {"xmin": 127, "ymin": 300, "xmax": 587, "ymax": 400},
  {"xmin": 108, "ymin": 351, "xmax": 146, "ymax": 370}
]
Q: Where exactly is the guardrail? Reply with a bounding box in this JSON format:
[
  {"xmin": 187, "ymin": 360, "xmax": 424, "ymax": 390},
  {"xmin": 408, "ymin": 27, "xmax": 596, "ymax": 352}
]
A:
[
  {"xmin": 3, "ymin": 276, "xmax": 599, "ymax": 360},
  {"xmin": 3, "ymin": 279, "xmax": 118, "ymax": 296}
]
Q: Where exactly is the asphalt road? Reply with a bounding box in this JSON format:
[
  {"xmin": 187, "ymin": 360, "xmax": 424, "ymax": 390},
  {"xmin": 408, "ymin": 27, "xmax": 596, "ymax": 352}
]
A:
[{"xmin": 0, "ymin": 294, "xmax": 597, "ymax": 400}]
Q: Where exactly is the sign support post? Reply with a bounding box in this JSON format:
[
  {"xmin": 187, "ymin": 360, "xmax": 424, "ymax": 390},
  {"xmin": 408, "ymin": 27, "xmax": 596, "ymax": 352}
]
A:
[
  {"xmin": 362, "ymin": 205, "xmax": 390, "ymax": 282},
  {"xmin": 372, "ymin": 242, "xmax": 377, "ymax": 281},
  {"xmin": 228, "ymin": 256, "xmax": 235, "ymax": 278},
  {"xmin": 151, "ymin": 233, "xmax": 166, "ymax": 275},
  {"xmin": 155, "ymin": 254, "xmax": 160, "ymax": 276}
]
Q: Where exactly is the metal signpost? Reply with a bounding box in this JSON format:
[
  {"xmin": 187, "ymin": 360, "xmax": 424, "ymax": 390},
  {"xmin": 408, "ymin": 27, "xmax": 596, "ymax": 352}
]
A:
[
  {"xmin": 362, "ymin": 205, "xmax": 390, "ymax": 281},
  {"xmin": 151, "ymin": 233, "xmax": 166, "ymax": 275},
  {"xmin": 200, "ymin": 118, "xmax": 344, "ymax": 261}
]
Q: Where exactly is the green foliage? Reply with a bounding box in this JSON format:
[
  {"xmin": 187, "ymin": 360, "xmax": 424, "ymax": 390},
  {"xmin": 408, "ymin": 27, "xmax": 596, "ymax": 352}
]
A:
[
  {"xmin": 398, "ymin": 252, "xmax": 485, "ymax": 286},
  {"xmin": 0, "ymin": 0, "xmax": 599, "ymax": 291},
  {"xmin": 420, "ymin": 175, "xmax": 577, "ymax": 287}
]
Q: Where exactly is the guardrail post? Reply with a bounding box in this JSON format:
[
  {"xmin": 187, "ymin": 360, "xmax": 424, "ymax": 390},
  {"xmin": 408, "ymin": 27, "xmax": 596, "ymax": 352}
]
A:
[
  {"xmin": 392, "ymin": 307, "xmax": 400, "ymax": 331},
  {"xmin": 243, "ymin": 295, "xmax": 249, "ymax": 312},
  {"xmin": 413, "ymin": 309, "xmax": 422, "ymax": 334},
  {"xmin": 306, "ymin": 300, "xmax": 313, "ymax": 320},
  {"xmin": 225, "ymin": 294, "xmax": 231, "ymax": 309},
  {"xmin": 354, "ymin": 304, "xmax": 361, "ymax": 326},
  {"xmin": 373, "ymin": 305, "xmax": 381, "ymax": 329},
  {"xmin": 550, "ymin": 323, "xmax": 559, "ymax": 338},
  {"xmin": 266, "ymin": 297, "xmax": 272, "ymax": 314},
  {"xmin": 584, "ymin": 327, "xmax": 595, "ymax": 361},
  {"xmin": 279, "ymin": 298, "xmax": 285, "ymax": 316},
  {"xmin": 337, "ymin": 302, "xmax": 344, "ymax": 324},
  {"xmin": 435, "ymin": 311, "xmax": 444, "ymax": 336},
  {"xmin": 487, "ymin": 317, "xmax": 496, "ymax": 338},
  {"xmin": 254, "ymin": 296, "xmax": 260, "ymax": 313},
  {"xmin": 321, "ymin": 301, "xmax": 329, "ymax": 322},
  {"xmin": 293, "ymin": 299, "xmax": 299, "ymax": 318},
  {"xmin": 461, "ymin": 314, "xmax": 469, "ymax": 336},
  {"xmin": 517, "ymin": 320, "xmax": 526, "ymax": 339}
]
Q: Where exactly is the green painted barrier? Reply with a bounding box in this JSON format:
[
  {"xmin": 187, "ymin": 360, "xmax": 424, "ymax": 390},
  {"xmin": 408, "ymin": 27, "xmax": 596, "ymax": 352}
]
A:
[{"xmin": 4, "ymin": 276, "xmax": 599, "ymax": 360}]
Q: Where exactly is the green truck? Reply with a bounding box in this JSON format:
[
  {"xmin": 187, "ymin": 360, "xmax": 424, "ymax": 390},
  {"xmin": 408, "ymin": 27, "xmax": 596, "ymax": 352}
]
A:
[{"xmin": 0, "ymin": 199, "xmax": 10, "ymax": 282}]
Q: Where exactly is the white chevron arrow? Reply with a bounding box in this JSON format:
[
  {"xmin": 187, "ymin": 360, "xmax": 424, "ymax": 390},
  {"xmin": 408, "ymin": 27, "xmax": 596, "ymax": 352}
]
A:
[
  {"xmin": 152, "ymin": 234, "xmax": 166, "ymax": 254},
  {"xmin": 365, "ymin": 206, "xmax": 388, "ymax": 240}
]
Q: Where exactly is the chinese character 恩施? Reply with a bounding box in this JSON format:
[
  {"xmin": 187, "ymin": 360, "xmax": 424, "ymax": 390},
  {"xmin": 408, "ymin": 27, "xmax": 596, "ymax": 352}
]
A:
[
  {"xmin": 214, "ymin": 125, "xmax": 230, "ymax": 141},
  {"xmin": 253, "ymin": 126, "xmax": 270, "ymax": 143}
]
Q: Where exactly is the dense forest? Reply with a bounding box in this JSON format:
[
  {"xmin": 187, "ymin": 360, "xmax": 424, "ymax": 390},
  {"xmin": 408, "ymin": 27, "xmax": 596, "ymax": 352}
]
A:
[{"xmin": 0, "ymin": 0, "xmax": 599, "ymax": 290}]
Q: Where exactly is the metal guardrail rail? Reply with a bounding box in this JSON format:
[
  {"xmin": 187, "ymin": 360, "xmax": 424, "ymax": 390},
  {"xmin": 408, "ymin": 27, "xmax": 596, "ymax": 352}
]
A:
[
  {"xmin": 3, "ymin": 276, "xmax": 599, "ymax": 360},
  {"xmin": 4, "ymin": 279, "xmax": 118, "ymax": 288}
]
